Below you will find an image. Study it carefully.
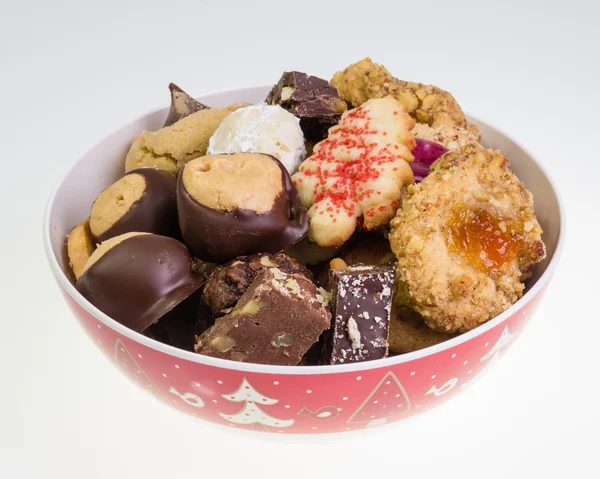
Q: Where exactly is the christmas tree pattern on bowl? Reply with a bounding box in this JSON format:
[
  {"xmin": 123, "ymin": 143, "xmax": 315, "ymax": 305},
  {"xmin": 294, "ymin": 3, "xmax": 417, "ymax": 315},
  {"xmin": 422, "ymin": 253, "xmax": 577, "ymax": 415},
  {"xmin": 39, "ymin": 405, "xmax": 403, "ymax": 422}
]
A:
[{"xmin": 45, "ymin": 85, "xmax": 564, "ymax": 434}]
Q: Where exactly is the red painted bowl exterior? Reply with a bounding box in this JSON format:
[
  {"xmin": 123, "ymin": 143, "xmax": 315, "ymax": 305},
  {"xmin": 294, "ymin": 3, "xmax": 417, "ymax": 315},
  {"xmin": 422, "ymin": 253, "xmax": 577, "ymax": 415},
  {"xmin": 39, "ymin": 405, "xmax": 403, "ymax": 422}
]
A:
[
  {"xmin": 60, "ymin": 283, "xmax": 546, "ymax": 434},
  {"xmin": 45, "ymin": 85, "xmax": 563, "ymax": 434}
]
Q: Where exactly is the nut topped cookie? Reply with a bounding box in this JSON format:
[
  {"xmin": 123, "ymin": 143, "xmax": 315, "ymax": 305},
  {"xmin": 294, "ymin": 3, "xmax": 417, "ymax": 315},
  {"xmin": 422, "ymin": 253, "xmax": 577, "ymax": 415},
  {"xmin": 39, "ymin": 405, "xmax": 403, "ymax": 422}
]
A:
[
  {"xmin": 389, "ymin": 144, "xmax": 546, "ymax": 333},
  {"xmin": 331, "ymin": 57, "xmax": 473, "ymax": 131}
]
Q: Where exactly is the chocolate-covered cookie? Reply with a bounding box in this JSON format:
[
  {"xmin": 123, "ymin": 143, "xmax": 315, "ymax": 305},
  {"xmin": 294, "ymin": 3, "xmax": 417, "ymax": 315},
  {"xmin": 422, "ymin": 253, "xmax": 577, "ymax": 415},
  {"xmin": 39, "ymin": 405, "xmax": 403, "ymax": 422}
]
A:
[
  {"xmin": 202, "ymin": 252, "xmax": 311, "ymax": 316},
  {"xmin": 89, "ymin": 168, "xmax": 178, "ymax": 243},
  {"xmin": 76, "ymin": 233, "xmax": 204, "ymax": 333},
  {"xmin": 67, "ymin": 218, "xmax": 95, "ymax": 280},
  {"xmin": 163, "ymin": 83, "xmax": 209, "ymax": 127},
  {"xmin": 177, "ymin": 153, "xmax": 309, "ymax": 262},
  {"xmin": 266, "ymin": 71, "xmax": 347, "ymax": 142}
]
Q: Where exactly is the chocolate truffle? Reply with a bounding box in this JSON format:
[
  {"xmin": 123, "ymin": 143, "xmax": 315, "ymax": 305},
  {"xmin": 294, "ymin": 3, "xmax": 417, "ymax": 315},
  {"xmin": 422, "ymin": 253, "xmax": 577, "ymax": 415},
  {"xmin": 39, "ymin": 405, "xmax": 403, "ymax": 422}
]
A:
[
  {"xmin": 177, "ymin": 153, "xmax": 309, "ymax": 262},
  {"xmin": 163, "ymin": 83, "xmax": 209, "ymax": 127},
  {"xmin": 195, "ymin": 267, "xmax": 331, "ymax": 365},
  {"xmin": 67, "ymin": 218, "xmax": 95, "ymax": 280},
  {"xmin": 266, "ymin": 71, "xmax": 347, "ymax": 143},
  {"xmin": 89, "ymin": 168, "xmax": 178, "ymax": 243},
  {"xmin": 76, "ymin": 233, "xmax": 204, "ymax": 333},
  {"xmin": 202, "ymin": 252, "xmax": 311, "ymax": 316},
  {"xmin": 325, "ymin": 264, "xmax": 395, "ymax": 364}
]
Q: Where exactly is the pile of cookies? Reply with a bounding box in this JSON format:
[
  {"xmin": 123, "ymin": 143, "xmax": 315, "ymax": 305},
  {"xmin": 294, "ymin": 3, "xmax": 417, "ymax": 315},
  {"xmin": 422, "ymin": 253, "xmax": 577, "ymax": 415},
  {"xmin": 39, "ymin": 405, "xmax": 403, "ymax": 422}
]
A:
[{"xmin": 67, "ymin": 58, "xmax": 546, "ymax": 366}]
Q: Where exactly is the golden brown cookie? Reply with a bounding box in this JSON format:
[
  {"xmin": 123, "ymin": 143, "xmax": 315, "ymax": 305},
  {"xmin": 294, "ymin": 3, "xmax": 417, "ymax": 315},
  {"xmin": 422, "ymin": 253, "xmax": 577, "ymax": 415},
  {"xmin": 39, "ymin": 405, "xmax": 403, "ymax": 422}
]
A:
[
  {"xmin": 331, "ymin": 58, "xmax": 475, "ymax": 132},
  {"xmin": 412, "ymin": 123, "xmax": 481, "ymax": 151},
  {"xmin": 67, "ymin": 218, "xmax": 96, "ymax": 280},
  {"xmin": 389, "ymin": 144, "xmax": 546, "ymax": 333},
  {"xmin": 388, "ymin": 305, "xmax": 456, "ymax": 354},
  {"xmin": 292, "ymin": 97, "xmax": 415, "ymax": 247},
  {"xmin": 89, "ymin": 168, "xmax": 178, "ymax": 243},
  {"xmin": 124, "ymin": 103, "xmax": 248, "ymax": 175}
]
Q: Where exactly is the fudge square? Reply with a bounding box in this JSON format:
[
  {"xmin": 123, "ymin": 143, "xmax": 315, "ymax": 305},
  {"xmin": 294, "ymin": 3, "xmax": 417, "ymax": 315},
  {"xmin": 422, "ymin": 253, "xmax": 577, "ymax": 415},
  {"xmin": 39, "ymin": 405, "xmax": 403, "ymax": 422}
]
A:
[
  {"xmin": 327, "ymin": 264, "xmax": 395, "ymax": 364},
  {"xmin": 195, "ymin": 267, "xmax": 330, "ymax": 365}
]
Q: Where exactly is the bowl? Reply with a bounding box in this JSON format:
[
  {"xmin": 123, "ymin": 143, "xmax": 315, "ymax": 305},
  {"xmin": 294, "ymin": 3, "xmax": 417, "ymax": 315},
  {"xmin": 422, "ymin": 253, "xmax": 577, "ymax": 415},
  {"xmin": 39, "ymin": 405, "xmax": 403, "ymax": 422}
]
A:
[{"xmin": 44, "ymin": 85, "xmax": 564, "ymax": 434}]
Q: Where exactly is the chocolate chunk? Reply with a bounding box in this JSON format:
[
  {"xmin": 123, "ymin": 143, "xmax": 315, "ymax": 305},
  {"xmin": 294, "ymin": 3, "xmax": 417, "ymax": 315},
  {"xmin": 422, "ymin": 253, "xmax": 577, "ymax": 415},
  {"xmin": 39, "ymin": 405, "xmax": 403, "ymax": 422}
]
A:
[
  {"xmin": 195, "ymin": 268, "xmax": 331, "ymax": 365},
  {"xmin": 164, "ymin": 83, "xmax": 209, "ymax": 127},
  {"xmin": 202, "ymin": 253, "xmax": 311, "ymax": 316},
  {"xmin": 325, "ymin": 264, "xmax": 395, "ymax": 364},
  {"xmin": 76, "ymin": 234, "xmax": 204, "ymax": 333},
  {"xmin": 266, "ymin": 71, "xmax": 347, "ymax": 142},
  {"xmin": 147, "ymin": 289, "xmax": 214, "ymax": 352},
  {"xmin": 177, "ymin": 153, "xmax": 308, "ymax": 262},
  {"xmin": 299, "ymin": 332, "xmax": 328, "ymax": 366}
]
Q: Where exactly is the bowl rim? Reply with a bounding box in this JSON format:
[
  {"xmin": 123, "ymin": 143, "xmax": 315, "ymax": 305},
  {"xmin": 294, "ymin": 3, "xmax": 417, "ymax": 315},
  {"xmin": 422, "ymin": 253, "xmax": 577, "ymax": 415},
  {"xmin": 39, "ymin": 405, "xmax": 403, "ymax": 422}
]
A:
[{"xmin": 43, "ymin": 84, "xmax": 566, "ymax": 375}]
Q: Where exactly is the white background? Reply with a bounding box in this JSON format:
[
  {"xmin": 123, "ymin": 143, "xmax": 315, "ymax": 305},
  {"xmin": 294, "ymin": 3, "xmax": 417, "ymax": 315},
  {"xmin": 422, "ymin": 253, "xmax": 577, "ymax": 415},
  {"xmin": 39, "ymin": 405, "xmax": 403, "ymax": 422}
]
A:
[{"xmin": 1, "ymin": 0, "xmax": 599, "ymax": 477}]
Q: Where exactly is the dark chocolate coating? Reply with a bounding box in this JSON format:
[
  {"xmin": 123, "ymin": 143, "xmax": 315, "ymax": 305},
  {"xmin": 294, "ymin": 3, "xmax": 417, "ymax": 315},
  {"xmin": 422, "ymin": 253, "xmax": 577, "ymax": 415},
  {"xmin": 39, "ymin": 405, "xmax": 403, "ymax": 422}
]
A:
[
  {"xmin": 177, "ymin": 154, "xmax": 309, "ymax": 263},
  {"xmin": 202, "ymin": 252, "xmax": 311, "ymax": 316},
  {"xmin": 164, "ymin": 83, "xmax": 209, "ymax": 127},
  {"xmin": 147, "ymin": 289, "xmax": 214, "ymax": 352},
  {"xmin": 76, "ymin": 234, "xmax": 204, "ymax": 333},
  {"xmin": 266, "ymin": 71, "xmax": 347, "ymax": 143},
  {"xmin": 92, "ymin": 168, "xmax": 178, "ymax": 244},
  {"xmin": 326, "ymin": 264, "xmax": 395, "ymax": 364}
]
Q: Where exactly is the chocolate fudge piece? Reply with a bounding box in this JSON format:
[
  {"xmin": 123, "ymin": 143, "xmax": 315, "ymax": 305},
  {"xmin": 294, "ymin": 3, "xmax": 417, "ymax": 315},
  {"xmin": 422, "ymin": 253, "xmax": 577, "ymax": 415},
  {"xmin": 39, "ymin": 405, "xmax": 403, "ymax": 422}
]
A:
[
  {"xmin": 266, "ymin": 71, "xmax": 347, "ymax": 142},
  {"xmin": 201, "ymin": 253, "xmax": 311, "ymax": 316},
  {"xmin": 326, "ymin": 264, "xmax": 395, "ymax": 364},
  {"xmin": 164, "ymin": 83, "xmax": 209, "ymax": 127},
  {"xmin": 195, "ymin": 268, "xmax": 331, "ymax": 365},
  {"xmin": 147, "ymin": 290, "xmax": 214, "ymax": 352}
]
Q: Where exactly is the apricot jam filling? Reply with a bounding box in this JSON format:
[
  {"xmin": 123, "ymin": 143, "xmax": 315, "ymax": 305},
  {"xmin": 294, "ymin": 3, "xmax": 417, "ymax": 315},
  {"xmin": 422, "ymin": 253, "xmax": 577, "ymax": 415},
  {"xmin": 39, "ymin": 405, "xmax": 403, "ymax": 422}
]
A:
[{"xmin": 447, "ymin": 208, "xmax": 526, "ymax": 277}]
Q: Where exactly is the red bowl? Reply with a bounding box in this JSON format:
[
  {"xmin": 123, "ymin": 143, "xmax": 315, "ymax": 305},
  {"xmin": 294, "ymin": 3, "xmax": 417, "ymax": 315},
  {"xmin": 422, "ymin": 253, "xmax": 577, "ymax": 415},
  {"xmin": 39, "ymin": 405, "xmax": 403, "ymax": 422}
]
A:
[{"xmin": 44, "ymin": 86, "xmax": 565, "ymax": 434}]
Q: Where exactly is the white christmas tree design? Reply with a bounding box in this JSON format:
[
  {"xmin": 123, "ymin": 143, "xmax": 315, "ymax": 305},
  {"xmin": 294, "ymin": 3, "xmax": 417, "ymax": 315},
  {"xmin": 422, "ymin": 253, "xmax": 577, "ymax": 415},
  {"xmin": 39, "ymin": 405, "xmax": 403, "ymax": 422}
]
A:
[
  {"xmin": 347, "ymin": 371, "xmax": 411, "ymax": 427},
  {"xmin": 114, "ymin": 338, "xmax": 166, "ymax": 401},
  {"xmin": 169, "ymin": 386, "xmax": 205, "ymax": 408},
  {"xmin": 481, "ymin": 325, "xmax": 515, "ymax": 361},
  {"xmin": 425, "ymin": 377, "xmax": 459, "ymax": 397},
  {"xmin": 461, "ymin": 325, "xmax": 515, "ymax": 390},
  {"xmin": 219, "ymin": 378, "xmax": 294, "ymax": 430}
]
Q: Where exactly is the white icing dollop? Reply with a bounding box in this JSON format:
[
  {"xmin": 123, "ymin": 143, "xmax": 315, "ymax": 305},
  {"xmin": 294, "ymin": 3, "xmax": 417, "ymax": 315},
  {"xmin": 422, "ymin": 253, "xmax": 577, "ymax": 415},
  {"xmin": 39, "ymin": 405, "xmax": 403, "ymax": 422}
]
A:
[{"xmin": 207, "ymin": 103, "xmax": 306, "ymax": 174}]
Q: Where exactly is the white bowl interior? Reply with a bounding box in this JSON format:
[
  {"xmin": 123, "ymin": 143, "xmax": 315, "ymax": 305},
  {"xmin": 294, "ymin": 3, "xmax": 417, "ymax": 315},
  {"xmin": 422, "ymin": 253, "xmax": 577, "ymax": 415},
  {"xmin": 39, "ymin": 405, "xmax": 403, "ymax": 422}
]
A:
[{"xmin": 45, "ymin": 86, "xmax": 563, "ymax": 359}]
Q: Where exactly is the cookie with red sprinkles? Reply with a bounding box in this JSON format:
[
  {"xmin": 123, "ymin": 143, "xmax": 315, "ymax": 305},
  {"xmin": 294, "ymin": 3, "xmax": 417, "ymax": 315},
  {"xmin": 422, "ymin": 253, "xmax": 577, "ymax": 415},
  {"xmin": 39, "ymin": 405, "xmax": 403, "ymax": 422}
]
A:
[{"xmin": 291, "ymin": 97, "xmax": 416, "ymax": 247}]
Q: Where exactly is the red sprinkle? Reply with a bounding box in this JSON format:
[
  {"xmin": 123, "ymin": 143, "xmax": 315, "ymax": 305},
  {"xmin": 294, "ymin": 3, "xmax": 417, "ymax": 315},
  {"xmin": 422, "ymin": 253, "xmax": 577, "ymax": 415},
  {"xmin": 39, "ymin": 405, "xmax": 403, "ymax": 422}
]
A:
[{"xmin": 297, "ymin": 104, "xmax": 406, "ymax": 214}]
